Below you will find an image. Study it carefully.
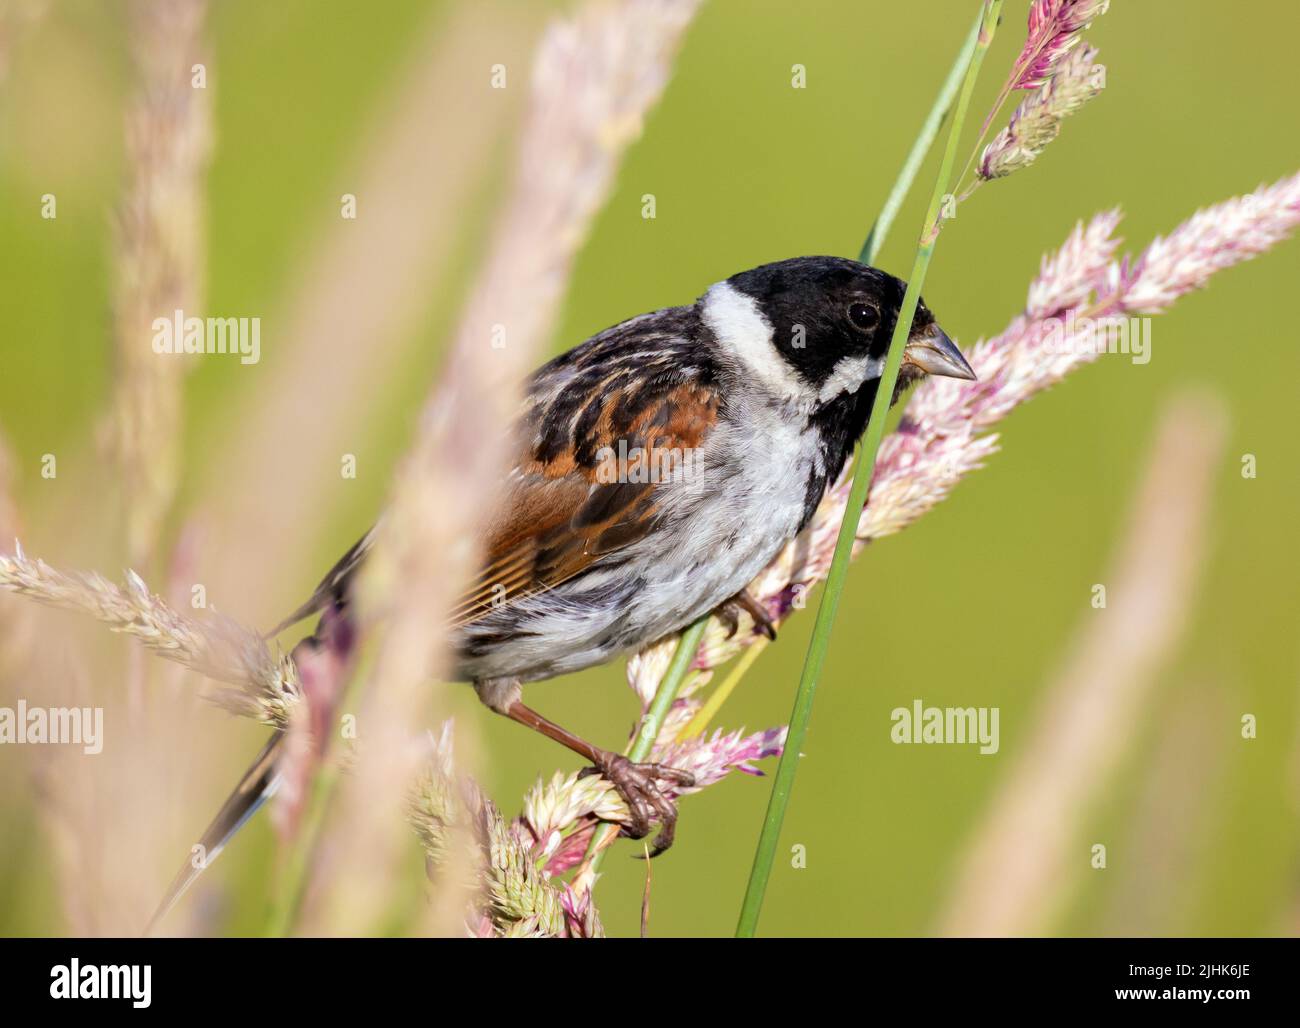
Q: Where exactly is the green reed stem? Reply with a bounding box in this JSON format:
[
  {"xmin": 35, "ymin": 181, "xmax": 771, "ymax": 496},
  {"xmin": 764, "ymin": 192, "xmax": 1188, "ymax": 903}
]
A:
[
  {"xmin": 266, "ymin": 751, "xmax": 340, "ymax": 937},
  {"xmin": 580, "ymin": 614, "xmax": 711, "ymax": 874},
  {"xmin": 680, "ymin": 7, "xmax": 985, "ymax": 743},
  {"xmin": 673, "ymin": 7, "xmax": 985, "ymax": 744},
  {"xmin": 736, "ymin": 0, "xmax": 1003, "ymax": 939},
  {"xmin": 860, "ymin": 9, "xmax": 984, "ymax": 266},
  {"xmin": 265, "ymin": 649, "xmax": 371, "ymax": 936}
]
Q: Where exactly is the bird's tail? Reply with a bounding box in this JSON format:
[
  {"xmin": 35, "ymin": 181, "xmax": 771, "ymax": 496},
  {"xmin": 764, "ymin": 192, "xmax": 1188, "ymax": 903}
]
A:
[{"xmin": 146, "ymin": 730, "xmax": 285, "ymax": 935}]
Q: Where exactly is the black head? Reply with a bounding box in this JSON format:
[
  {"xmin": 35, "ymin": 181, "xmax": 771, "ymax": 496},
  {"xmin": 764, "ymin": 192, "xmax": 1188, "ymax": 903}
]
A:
[
  {"xmin": 713, "ymin": 256, "xmax": 974, "ymax": 408},
  {"xmin": 700, "ymin": 255, "xmax": 975, "ymax": 519}
]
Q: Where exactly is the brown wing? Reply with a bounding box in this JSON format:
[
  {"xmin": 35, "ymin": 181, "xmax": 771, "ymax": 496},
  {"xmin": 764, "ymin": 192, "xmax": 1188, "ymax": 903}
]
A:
[{"xmin": 447, "ymin": 374, "xmax": 719, "ymax": 628}]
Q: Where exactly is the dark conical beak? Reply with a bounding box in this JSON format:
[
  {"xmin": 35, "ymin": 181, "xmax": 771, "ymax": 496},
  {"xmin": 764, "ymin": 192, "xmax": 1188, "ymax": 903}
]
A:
[{"xmin": 902, "ymin": 325, "xmax": 977, "ymax": 381}]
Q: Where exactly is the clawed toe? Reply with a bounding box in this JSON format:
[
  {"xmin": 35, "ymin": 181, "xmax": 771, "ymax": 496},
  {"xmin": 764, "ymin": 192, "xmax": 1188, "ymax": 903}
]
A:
[
  {"xmin": 714, "ymin": 590, "xmax": 778, "ymax": 642},
  {"xmin": 591, "ymin": 753, "xmax": 694, "ymax": 856}
]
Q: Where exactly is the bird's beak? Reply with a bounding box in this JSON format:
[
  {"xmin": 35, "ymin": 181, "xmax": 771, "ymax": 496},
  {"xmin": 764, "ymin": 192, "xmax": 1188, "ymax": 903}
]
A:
[{"xmin": 903, "ymin": 324, "xmax": 977, "ymax": 381}]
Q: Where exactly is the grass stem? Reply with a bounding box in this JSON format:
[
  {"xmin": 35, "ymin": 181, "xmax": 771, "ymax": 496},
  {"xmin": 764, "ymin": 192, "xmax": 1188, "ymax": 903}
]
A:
[
  {"xmin": 579, "ymin": 615, "xmax": 710, "ymax": 876},
  {"xmin": 679, "ymin": 8, "xmax": 987, "ymax": 739},
  {"xmin": 677, "ymin": 636, "xmax": 768, "ymax": 741},
  {"xmin": 859, "ymin": 8, "xmax": 984, "ymax": 265},
  {"xmin": 735, "ymin": 0, "xmax": 1004, "ymax": 938}
]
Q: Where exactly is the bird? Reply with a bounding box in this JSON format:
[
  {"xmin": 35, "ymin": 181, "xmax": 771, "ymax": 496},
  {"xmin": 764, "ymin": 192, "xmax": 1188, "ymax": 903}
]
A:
[{"xmin": 149, "ymin": 255, "xmax": 974, "ymax": 929}]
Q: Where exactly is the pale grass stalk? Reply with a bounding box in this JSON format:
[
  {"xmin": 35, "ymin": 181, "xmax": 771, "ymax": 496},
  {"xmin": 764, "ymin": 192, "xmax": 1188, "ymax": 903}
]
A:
[
  {"xmin": 99, "ymin": 0, "xmax": 211, "ymax": 570},
  {"xmin": 37, "ymin": 0, "xmax": 216, "ymax": 931},
  {"xmin": 0, "ymin": 0, "xmax": 46, "ymax": 85},
  {"xmin": 1098, "ymin": 684, "xmax": 1227, "ymax": 934},
  {"xmin": 194, "ymin": 1, "xmax": 541, "ymax": 627},
  {"xmin": 938, "ymin": 391, "xmax": 1227, "ymax": 936},
  {"xmin": 26, "ymin": 660, "xmax": 99, "ymax": 934},
  {"xmin": 296, "ymin": 0, "xmax": 703, "ymax": 936},
  {"xmin": 1, "ymin": 536, "xmax": 241, "ymax": 934},
  {"xmin": 0, "ymin": 545, "xmax": 300, "ymax": 726}
]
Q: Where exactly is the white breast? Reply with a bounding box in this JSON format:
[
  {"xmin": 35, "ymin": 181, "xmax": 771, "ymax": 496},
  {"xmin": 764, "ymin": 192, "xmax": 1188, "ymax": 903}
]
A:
[{"xmin": 456, "ymin": 392, "xmax": 820, "ymax": 683}]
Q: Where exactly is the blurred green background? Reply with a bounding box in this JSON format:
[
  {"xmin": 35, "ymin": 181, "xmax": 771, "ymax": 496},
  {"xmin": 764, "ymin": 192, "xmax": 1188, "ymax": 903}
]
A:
[{"xmin": 1, "ymin": 0, "xmax": 1298, "ymax": 937}]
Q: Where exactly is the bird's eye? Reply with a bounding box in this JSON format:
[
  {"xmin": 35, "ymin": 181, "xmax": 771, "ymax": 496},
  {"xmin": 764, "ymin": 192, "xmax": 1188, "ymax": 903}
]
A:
[{"xmin": 848, "ymin": 302, "xmax": 879, "ymax": 331}]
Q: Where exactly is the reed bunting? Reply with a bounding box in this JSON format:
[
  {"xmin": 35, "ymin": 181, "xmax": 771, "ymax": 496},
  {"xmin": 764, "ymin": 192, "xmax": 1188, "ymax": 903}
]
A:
[{"xmin": 152, "ymin": 255, "xmax": 974, "ymax": 926}]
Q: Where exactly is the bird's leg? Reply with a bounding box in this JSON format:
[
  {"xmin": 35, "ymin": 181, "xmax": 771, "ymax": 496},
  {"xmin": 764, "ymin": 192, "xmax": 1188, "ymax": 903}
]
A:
[
  {"xmin": 713, "ymin": 588, "xmax": 778, "ymax": 641},
  {"xmin": 475, "ymin": 679, "xmax": 694, "ymax": 855}
]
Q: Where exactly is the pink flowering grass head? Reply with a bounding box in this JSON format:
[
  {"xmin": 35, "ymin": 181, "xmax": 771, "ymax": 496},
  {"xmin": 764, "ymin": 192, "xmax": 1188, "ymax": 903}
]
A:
[
  {"xmin": 1016, "ymin": 0, "xmax": 1111, "ymax": 90},
  {"xmin": 980, "ymin": 44, "xmax": 1106, "ymax": 180}
]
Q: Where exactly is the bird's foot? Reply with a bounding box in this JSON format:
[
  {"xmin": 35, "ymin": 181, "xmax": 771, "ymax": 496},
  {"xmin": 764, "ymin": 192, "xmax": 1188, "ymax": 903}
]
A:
[
  {"xmin": 581, "ymin": 752, "xmax": 695, "ymax": 856},
  {"xmin": 714, "ymin": 588, "xmax": 778, "ymax": 641}
]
